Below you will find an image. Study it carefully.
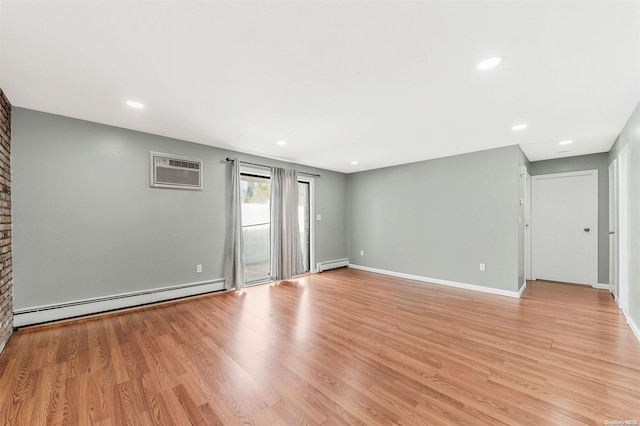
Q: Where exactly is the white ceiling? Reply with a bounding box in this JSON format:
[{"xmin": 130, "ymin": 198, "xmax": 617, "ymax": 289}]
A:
[{"xmin": 1, "ymin": 1, "xmax": 638, "ymax": 173}]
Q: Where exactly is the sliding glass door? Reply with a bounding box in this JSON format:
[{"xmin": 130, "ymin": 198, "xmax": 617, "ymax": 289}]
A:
[
  {"xmin": 240, "ymin": 170, "xmax": 312, "ymax": 283},
  {"xmin": 298, "ymin": 181, "xmax": 310, "ymax": 272},
  {"xmin": 240, "ymin": 174, "xmax": 271, "ymax": 282}
]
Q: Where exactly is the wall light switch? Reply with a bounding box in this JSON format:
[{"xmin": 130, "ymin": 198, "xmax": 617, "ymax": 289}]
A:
[
  {"xmin": 479, "ymin": 263, "xmax": 486, "ymax": 272},
  {"xmin": 316, "ymin": 214, "xmax": 322, "ymax": 221},
  {"xmin": 360, "ymin": 250, "xmax": 364, "ymax": 256}
]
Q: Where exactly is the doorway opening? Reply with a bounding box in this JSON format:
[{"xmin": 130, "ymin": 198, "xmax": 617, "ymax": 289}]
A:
[{"xmin": 531, "ymin": 170, "xmax": 598, "ymax": 286}]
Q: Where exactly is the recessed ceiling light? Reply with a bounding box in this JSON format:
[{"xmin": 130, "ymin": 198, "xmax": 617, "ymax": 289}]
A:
[
  {"xmin": 558, "ymin": 140, "xmax": 573, "ymax": 145},
  {"xmin": 477, "ymin": 57, "xmax": 502, "ymax": 70},
  {"xmin": 512, "ymin": 124, "xmax": 528, "ymax": 131},
  {"xmin": 350, "ymin": 160, "xmax": 358, "ymax": 165},
  {"xmin": 126, "ymin": 101, "xmax": 144, "ymax": 109},
  {"xmin": 276, "ymin": 140, "xmax": 287, "ymax": 146}
]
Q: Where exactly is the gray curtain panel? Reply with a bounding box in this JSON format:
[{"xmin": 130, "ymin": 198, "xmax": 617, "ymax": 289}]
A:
[
  {"xmin": 270, "ymin": 167, "xmax": 304, "ymax": 281},
  {"xmin": 224, "ymin": 158, "xmax": 246, "ymax": 290}
]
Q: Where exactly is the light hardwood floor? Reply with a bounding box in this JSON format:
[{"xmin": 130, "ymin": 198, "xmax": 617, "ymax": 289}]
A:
[{"xmin": 1, "ymin": 268, "xmax": 639, "ymax": 425}]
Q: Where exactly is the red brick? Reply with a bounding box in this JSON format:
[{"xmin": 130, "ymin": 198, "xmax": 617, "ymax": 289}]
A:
[{"xmin": 0, "ymin": 87, "xmax": 12, "ymax": 355}]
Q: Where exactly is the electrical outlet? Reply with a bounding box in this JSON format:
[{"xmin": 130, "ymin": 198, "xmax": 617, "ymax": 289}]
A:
[
  {"xmin": 479, "ymin": 263, "xmax": 486, "ymax": 272},
  {"xmin": 196, "ymin": 264, "xmax": 202, "ymax": 273},
  {"xmin": 360, "ymin": 250, "xmax": 364, "ymax": 256}
]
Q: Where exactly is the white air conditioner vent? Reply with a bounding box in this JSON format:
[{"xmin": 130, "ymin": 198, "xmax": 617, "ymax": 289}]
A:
[{"xmin": 150, "ymin": 152, "xmax": 203, "ymax": 190}]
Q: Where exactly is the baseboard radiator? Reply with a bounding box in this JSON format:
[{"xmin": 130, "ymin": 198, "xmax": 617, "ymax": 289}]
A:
[
  {"xmin": 13, "ymin": 278, "xmax": 226, "ymax": 327},
  {"xmin": 316, "ymin": 258, "xmax": 349, "ymax": 272}
]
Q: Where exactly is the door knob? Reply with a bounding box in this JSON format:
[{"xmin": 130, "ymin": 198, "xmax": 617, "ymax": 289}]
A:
[
  {"xmin": 609, "ymin": 231, "xmax": 615, "ymax": 235},
  {"xmin": 584, "ymin": 227, "xmax": 590, "ymax": 232}
]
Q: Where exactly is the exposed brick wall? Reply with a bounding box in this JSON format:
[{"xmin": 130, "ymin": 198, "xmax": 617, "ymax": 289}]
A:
[{"xmin": 0, "ymin": 88, "xmax": 12, "ymax": 354}]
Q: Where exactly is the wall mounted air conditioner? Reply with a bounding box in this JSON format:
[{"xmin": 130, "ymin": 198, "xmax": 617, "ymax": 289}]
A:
[{"xmin": 150, "ymin": 152, "xmax": 203, "ymax": 190}]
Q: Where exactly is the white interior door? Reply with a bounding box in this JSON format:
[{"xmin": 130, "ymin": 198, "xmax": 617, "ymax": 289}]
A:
[
  {"xmin": 609, "ymin": 159, "xmax": 618, "ymax": 299},
  {"xmin": 525, "ymin": 172, "xmax": 532, "ymax": 280},
  {"xmin": 618, "ymin": 147, "xmax": 630, "ymax": 315},
  {"xmin": 532, "ymin": 170, "xmax": 598, "ymax": 285}
]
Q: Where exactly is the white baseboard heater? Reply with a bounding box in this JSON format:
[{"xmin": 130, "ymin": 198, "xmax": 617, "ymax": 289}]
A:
[
  {"xmin": 13, "ymin": 278, "xmax": 225, "ymax": 327},
  {"xmin": 316, "ymin": 258, "xmax": 349, "ymax": 272}
]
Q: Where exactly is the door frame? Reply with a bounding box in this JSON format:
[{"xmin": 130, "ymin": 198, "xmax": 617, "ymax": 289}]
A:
[
  {"xmin": 525, "ymin": 170, "xmax": 532, "ymax": 281},
  {"xmin": 608, "ymin": 159, "xmax": 618, "ymax": 299},
  {"xmin": 531, "ymin": 169, "xmax": 599, "ymax": 285},
  {"xmin": 617, "ymin": 147, "xmax": 630, "ymax": 315}
]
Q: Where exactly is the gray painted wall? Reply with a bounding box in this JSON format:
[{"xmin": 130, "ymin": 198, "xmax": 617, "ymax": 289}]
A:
[
  {"xmin": 18, "ymin": 104, "xmax": 619, "ymax": 310},
  {"xmin": 608, "ymin": 102, "xmax": 640, "ymax": 330},
  {"xmin": 347, "ymin": 145, "xmax": 522, "ymax": 292},
  {"xmin": 528, "ymin": 153, "xmax": 609, "ymax": 284},
  {"xmin": 12, "ymin": 108, "xmax": 347, "ymax": 309}
]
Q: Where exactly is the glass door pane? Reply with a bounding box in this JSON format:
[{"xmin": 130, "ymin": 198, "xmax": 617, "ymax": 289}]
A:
[
  {"xmin": 241, "ymin": 174, "xmax": 271, "ymax": 282},
  {"xmin": 298, "ymin": 181, "xmax": 310, "ymax": 272}
]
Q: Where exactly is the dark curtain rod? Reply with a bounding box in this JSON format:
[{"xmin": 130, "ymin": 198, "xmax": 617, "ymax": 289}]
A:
[{"xmin": 225, "ymin": 158, "xmax": 321, "ymax": 178}]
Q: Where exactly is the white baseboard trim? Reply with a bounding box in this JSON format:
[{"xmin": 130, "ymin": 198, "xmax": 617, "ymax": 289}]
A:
[
  {"xmin": 621, "ymin": 309, "xmax": 640, "ymax": 343},
  {"xmin": 348, "ymin": 264, "xmax": 523, "ymax": 298},
  {"xmin": 518, "ymin": 282, "xmax": 527, "ymax": 297},
  {"xmin": 317, "ymin": 258, "xmax": 349, "ymax": 273},
  {"xmin": 13, "ymin": 278, "xmax": 225, "ymax": 327},
  {"xmin": 592, "ymin": 283, "xmax": 610, "ymax": 290}
]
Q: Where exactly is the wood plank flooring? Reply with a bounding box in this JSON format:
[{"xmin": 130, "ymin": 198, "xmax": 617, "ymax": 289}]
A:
[{"xmin": 1, "ymin": 268, "xmax": 639, "ymax": 425}]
